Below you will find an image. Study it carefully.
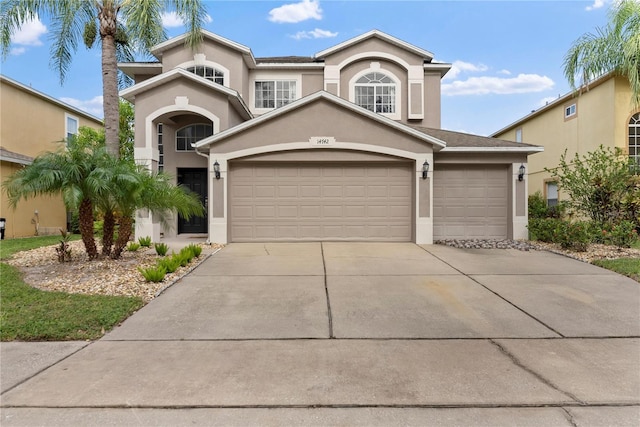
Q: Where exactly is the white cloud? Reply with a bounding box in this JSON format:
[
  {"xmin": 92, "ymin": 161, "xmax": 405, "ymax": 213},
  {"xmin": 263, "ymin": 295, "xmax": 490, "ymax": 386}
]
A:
[
  {"xmin": 498, "ymin": 69, "xmax": 511, "ymax": 75},
  {"xmin": 162, "ymin": 11, "xmax": 212, "ymax": 28},
  {"xmin": 60, "ymin": 96, "xmax": 104, "ymax": 117},
  {"xmin": 586, "ymin": 0, "xmax": 606, "ymax": 11},
  {"xmin": 442, "ymin": 74, "xmax": 554, "ymax": 96},
  {"xmin": 269, "ymin": 0, "xmax": 322, "ymax": 23},
  {"xmin": 10, "ymin": 16, "xmax": 47, "ymax": 49},
  {"xmin": 442, "ymin": 60, "xmax": 488, "ymax": 81},
  {"xmin": 290, "ymin": 28, "xmax": 337, "ymax": 40},
  {"xmin": 10, "ymin": 47, "xmax": 26, "ymax": 56}
]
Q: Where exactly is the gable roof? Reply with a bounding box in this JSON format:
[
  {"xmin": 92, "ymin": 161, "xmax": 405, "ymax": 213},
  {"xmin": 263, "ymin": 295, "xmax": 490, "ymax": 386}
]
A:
[
  {"xmin": 195, "ymin": 91, "xmax": 447, "ymax": 150},
  {"xmin": 119, "ymin": 68, "xmax": 252, "ymax": 120},
  {"xmin": 315, "ymin": 30, "xmax": 434, "ymax": 62},
  {"xmin": 150, "ymin": 30, "xmax": 257, "ymax": 67},
  {"xmin": 1, "ymin": 75, "xmax": 103, "ymax": 123}
]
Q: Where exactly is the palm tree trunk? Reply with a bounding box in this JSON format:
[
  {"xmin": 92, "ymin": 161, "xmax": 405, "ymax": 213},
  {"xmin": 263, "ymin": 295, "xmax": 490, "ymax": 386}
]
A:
[
  {"xmin": 78, "ymin": 198, "xmax": 98, "ymax": 260},
  {"xmin": 101, "ymin": 210, "xmax": 115, "ymax": 256},
  {"xmin": 99, "ymin": 3, "xmax": 120, "ymax": 158},
  {"xmin": 111, "ymin": 215, "xmax": 133, "ymax": 260}
]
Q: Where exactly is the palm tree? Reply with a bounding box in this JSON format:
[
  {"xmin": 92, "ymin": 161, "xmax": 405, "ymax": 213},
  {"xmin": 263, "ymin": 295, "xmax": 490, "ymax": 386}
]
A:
[
  {"xmin": 108, "ymin": 165, "xmax": 204, "ymax": 259},
  {"xmin": 3, "ymin": 137, "xmax": 113, "ymax": 259},
  {"xmin": 0, "ymin": 0, "xmax": 206, "ymax": 157},
  {"xmin": 564, "ymin": 0, "xmax": 640, "ymax": 107}
]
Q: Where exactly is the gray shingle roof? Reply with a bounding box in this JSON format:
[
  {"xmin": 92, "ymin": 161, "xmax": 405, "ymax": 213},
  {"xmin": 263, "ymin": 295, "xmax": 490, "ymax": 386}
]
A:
[
  {"xmin": 407, "ymin": 125, "xmax": 542, "ymax": 149},
  {"xmin": 255, "ymin": 56, "xmax": 321, "ymax": 64}
]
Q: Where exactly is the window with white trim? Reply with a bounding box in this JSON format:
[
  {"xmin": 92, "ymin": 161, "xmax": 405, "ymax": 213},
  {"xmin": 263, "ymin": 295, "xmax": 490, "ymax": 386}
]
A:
[
  {"xmin": 354, "ymin": 72, "xmax": 396, "ymax": 114},
  {"xmin": 515, "ymin": 128, "xmax": 523, "ymax": 143},
  {"xmin": 546, "ymin": 182, "xmax": 558, "ymax": 207},
  {"xmin": 565, "ymin": 103, "xmax": 576, "ymax": 118},
  {"xmin": 255, "ymin": 80, "xmax": 296, "ymax": 109},
  {"xmin": 630, "ymin": 112, "xmax": 640, "ymax": 171},
  {"xmin": 157, "ymin": 123, "xmax": 164, "ymax": 171},
  {"xmin": 176, "ymin": 123, "xmax": 213, "ymax": 151},
  {"xmin": 187, "ymin": 66, "xmax": 224, "ymax": 85},
  {"xmin": 65, "ymin": 114, "xmax": 78, "ymax": 140}
]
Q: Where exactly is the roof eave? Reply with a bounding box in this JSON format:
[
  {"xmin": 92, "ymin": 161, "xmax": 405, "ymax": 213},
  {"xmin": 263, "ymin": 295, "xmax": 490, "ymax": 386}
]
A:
[
  {"xmin": 439, "ymin": 146, "xmax": 544, "ymax": 154},
  {"xmin": 315, "ymin": 29, "xmax": 434, "ymax": 60}
]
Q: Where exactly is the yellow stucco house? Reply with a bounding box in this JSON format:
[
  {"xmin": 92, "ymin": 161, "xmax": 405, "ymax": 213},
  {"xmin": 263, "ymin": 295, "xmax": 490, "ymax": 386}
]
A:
[
  {"xmin": 1, "ymin": 75, "xmax": 103, "ymax": 238},
  {"xmin": 492, "ymin": 74, "xmax": 638, "ymax": 207}
]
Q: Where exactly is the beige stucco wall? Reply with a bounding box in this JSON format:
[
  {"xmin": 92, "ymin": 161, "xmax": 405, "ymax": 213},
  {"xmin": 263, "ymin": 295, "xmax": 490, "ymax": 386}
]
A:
[
  {"xmin": 1, "ymin": 78, "xmax": 102, "ymax": 238},
  {"xmin": 322, "ymin": 37, "xmax": 424, "ymax": 68},
  {"xmin": 494, "ymin": 76, "xmax": 635, "ymax": 199},
  {"xmin": 209, "ymin": 99, "xmax": 433, "ymax": 156},
  {"xmin": 1, "ymin": 80, "xmax": 102, "ymax": 156},
  {"xmin": 160, "ymin": 41, "xmax": 247, "ymax": 94}
]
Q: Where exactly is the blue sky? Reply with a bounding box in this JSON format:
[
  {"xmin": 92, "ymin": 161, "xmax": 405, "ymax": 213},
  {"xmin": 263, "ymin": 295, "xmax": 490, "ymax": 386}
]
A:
[{"xmin": 1, "ymin": 0, "xmax": 614, "ymax": 136}]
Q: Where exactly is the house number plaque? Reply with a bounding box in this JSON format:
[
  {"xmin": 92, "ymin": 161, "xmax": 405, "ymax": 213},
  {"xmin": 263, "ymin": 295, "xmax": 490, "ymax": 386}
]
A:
[{"xmin": 309, "ymin": 136, "xmax": 335, "ymax": 146}]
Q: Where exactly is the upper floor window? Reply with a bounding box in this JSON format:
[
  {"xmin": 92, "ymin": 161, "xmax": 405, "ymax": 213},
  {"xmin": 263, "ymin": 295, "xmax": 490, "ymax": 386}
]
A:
[
  {"xmin": 65, "ymin": 114, "xmax": 78, "ymax": 140},
  {"xmin": 176, "ymin": 123, "xmax": 213, "ymax": 151},
  {"xmin": 255, "ymin": 80, "xmax": 296, "ymax": 109},
  {"xmin": 354, "ymin": 72, "xmax": 396, "ymax": 114},
  {"xmin": 515, "ymin": 128, "xmax": 523, "ymax": 143},
  {"xmin": 187, "ymin": 66, "xmax": 224, "ymax": 85},
  {"xmin": 565, "ymin": 103, "xmax": 576, "ymax": 119},
  {"xmin": 630, "ymin": 112, "xmax": 640, "ymax": 170}
]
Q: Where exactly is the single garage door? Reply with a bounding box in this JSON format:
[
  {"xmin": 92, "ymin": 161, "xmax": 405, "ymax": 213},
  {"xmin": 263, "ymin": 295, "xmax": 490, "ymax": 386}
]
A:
[
  {"xmin": 229, "ymin": 162, "xmax": 412, "ymax": 242},
  {"xmin": 433, "ymin": 165, "xmax": 508, "ymax": 240}
]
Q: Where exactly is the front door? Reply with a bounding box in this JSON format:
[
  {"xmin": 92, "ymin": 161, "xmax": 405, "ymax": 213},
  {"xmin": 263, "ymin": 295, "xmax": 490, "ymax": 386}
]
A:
[{"xmin": 177, "ymin": 168, "xmax": 207, "ymax": 234}]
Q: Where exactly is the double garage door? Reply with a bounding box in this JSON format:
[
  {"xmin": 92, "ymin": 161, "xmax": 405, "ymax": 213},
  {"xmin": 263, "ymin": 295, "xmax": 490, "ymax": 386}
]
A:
[
  {"xmin": 433, "ymin": 165, "xmax": 509, "ymax": 240},
  {"xmin": 229, "ymin": 162, "xmax": 412, "ymax": 242}
]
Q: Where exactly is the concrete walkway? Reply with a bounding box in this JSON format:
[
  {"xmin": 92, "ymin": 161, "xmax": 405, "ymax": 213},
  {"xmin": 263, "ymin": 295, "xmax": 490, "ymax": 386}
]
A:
[{"xmin": 1, "ymin": 243, "xmax": 639, "ymax": 426}]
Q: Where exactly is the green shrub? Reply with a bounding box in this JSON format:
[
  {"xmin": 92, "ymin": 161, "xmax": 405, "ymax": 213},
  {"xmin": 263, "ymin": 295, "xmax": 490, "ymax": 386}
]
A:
[
  {"xmin": 154, "ymin": 242, "xmax": 169, "ymax": 256},
  {"xmin": 157, "ymin": 256, "xmax": 180, "ymax": 273},
  {"xmin": 607, "ymin": 220, "xmax": 639, "ymax": 248},
  {"xmin": 528, "ymin": 192, "xmax": 549, "ymax": 219},
  {"xmin": 184, "ymin": 243, "xmax": 202, "ymax": 258},
  {"xmin": 138, "ymin": 265, "xmax": 166, "ymax": 282},
  {"xmin": 555, "ymin": 221, "xmax": 591, "ymax": 252},
  {"xmin": 93, "ymin": 220, "xmax": 104, "ymax": 237},
  {"xmin": 528, "ymin": 218, "xmax": 562, "ymax": 242},
  {"xmin": 126, "ymin": 242, "xmax": 140, "ymax": 252},
  {"xmin": 138, "ymin": 236, "xmax": 152, "ymax": 247}
]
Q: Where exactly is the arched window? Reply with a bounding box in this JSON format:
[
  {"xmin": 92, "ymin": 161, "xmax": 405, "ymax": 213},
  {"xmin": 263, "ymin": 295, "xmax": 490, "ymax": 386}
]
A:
[
  {"xmin": 630, "ymin": 113, "xmax": 640, "ymax": 169},
  {"xmin": 187, "ymin": 66, "xmax": 224, "ymax": 85},
  {"xmin": 176, "ymin": 123, "xmax": 213, "ymax": 151},
  {"xmin": 354, "ymin": 72, "xmax": 396, "ymax": 114}
]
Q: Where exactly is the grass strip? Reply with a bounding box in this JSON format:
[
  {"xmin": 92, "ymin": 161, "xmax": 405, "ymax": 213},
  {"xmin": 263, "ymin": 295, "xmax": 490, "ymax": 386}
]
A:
[
  {"xmin": 592, "ymin": 257, "xmax": 640, "ymax": 282},
  {"xmin": 0, "ymin": 234, "xmax": 81, "ymax": 260},
  {"xmin": 0, "ymin": 263, "xmax": 143, "ymax": 341}
]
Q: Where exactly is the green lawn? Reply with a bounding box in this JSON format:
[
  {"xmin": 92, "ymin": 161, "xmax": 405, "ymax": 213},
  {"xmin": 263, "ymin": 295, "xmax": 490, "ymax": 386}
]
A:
[
  {"xmin": 592, "ymin": 257, "xmax": 640, "ymax": 282},
  {"xmin": 0, "ymin": 235, "xmax": 143, "ymax": 341},
  {"xmin": 0, "ymin": 234, "xmax": 80, "ymax": 260}
]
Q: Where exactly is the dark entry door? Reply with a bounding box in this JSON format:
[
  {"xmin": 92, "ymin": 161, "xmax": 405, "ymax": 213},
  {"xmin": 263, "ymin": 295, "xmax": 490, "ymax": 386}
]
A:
[{"xmin": 177, "ymin": 168, "xmax": 207, "ymax": 234}]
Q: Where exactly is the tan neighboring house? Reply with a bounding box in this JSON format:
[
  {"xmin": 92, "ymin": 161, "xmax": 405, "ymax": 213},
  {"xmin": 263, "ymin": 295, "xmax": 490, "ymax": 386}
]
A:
[
  {"xmin": 492, "ymin": 74, "xmax": 638, "ymax": 207},
  {"xmin": 0, "ymin": 74, "xmax": 103, "ymax": 238},
  {"xmin": 120, "ymin": 30, "xmax": 542, "ymax": 244}
]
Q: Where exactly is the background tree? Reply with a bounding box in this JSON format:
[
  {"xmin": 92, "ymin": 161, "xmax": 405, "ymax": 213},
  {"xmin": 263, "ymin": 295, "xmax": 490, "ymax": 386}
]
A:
[
  {"xmin": 3, "ymin": 137, "xmax": 112, "ymax": 259},
  {"xmin": 564, "ymin": 0, "xmax": 640, "ymax": 106},
  {"xmin": 0, "ymin": 0, "xmax": 206, "ymax": 157},
  {"xmin": 547, "ymin": 145, "xmax": 637, "ymax": 225}
]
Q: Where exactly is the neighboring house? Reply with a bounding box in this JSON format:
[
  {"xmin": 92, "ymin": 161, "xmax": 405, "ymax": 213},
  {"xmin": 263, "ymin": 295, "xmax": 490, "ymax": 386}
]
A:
[
  {"xmin": 0, "ymin": 75, "xmax": 103, "ymax": 238},
  {"xmin": 492, "ymin": 73, "xmax": 638, "ymax": 207},
  {"xmin": 119, "ymin": 30, "xmax": 542, "ymax": 244}
]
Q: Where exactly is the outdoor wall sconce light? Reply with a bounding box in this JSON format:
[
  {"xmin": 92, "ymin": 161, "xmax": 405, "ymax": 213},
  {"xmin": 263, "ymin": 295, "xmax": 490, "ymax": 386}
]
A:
[
  {"xmin": 422, "ymin": 160, "xmax": 430, "ymax": 179},
  {"xmin": 518, "ymin": 164, "xmax": 525, "ymax": 182},
  {"xmin": 214, "ymin": 160, "xmax": 221, "ymax": 179}
]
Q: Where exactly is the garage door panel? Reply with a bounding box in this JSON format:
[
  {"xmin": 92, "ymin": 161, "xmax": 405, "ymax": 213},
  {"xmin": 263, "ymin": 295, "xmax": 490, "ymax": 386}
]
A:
[
  {"xmin": 434, "ymin": 165, "xmax": 508, "ymax": 240},
  {"xmin": 229, "ymin": 162, "xmax": 412, "ymax": 242}
]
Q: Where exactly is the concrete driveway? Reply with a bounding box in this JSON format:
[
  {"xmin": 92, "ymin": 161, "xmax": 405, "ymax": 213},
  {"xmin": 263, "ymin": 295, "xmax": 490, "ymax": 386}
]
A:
[{"xmin": 2, "ymin": 242, "xmax": 639, "ymax": 426}]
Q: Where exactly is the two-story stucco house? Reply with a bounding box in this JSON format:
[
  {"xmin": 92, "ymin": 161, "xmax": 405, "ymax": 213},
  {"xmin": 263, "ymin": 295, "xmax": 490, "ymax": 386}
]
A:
[
  {"xmin": 492, "ymin": 73, "xmax": 637, "ymax": 207},
  {"xmin": 119, "ymin": 30, "xmax": 542, "ymax": 244},
  {"xmin": 0, "ymin": 75, "xmax": 103, "ymax": 238}
]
